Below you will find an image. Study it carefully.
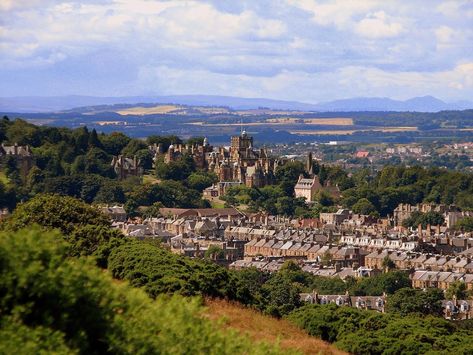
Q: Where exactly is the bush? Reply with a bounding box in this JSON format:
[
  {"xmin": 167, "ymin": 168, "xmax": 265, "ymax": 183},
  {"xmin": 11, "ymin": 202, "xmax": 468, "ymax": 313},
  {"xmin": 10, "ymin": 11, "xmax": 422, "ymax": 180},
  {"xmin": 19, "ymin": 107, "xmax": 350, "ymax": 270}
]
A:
[
  {"xmin": 287, "ymin": 303, "xmax": 473, "ymax": 354},
  {"xmin": 108, "ymin": 241, "xmax": 239, "ymax": 300},
  {"xmin": 2, "ymin": 193, "xmax": 110, "ymax": 234},
  {"xmin": 0, "ymin": 228, "xmax": 283, "ymax": 354}
]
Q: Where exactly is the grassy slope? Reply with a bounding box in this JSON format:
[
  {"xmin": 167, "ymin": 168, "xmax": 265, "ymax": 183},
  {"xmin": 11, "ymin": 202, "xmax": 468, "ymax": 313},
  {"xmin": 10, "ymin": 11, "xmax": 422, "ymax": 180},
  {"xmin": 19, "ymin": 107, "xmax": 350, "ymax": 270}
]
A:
[{"xmin": 203, "ymin": 299, "xmax": 345, "ymax": 355}]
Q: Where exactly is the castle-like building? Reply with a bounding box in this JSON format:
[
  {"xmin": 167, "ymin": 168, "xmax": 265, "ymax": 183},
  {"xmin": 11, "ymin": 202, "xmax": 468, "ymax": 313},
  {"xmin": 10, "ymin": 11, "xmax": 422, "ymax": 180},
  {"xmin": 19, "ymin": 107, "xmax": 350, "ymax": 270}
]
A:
[
  {"xmin": 152, "ymin": 132, "xmax": 282, "ymax": 188},
  {"xmin": 0, "ymin": 143, "xmax": 34, "ymax": 180}
]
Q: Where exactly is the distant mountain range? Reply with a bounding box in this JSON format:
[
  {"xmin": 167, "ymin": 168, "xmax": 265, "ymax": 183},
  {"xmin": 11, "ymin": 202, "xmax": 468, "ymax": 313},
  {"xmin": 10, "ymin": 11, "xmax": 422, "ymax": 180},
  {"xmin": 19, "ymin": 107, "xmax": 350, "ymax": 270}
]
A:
[{"xmin": 1, "ymin": 94, "xmax": 471, "ymax": 113}]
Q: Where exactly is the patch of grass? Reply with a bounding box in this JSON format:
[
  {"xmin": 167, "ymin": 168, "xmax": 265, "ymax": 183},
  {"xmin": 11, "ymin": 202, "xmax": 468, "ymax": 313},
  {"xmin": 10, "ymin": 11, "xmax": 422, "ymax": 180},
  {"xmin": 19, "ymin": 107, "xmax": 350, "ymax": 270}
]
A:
[
  {"xmin": 116, "ymin": 105, "xmax": 179, "ymax": 115},
  {"xmin": 143, "ymin": 174, "xmax": 160, "ymax": 185},
  {"xmin": 210, "ymin": 199, "xmax": 226, "ymax": 208},
  {"xmin": 203, "ymin": 298, "xmax": 345, "ymax": 355}
]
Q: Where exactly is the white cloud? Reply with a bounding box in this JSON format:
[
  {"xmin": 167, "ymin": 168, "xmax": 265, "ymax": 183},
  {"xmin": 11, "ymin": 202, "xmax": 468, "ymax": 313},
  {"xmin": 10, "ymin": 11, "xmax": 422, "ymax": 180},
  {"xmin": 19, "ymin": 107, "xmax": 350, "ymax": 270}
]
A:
[
  {"xmin": 355, "ymin": 11, "xmax": 405, "ymax": 38},
  {"xmin": 133, "ymin": 62, "xmax": 473, "ymax": 103},
  {"xmin": 287, "ymin": 0, "xmax": 378, "ymax": 29},
  {"xmin": 0, "ymin": 0, "xmax": 472, "ymax": 101}
]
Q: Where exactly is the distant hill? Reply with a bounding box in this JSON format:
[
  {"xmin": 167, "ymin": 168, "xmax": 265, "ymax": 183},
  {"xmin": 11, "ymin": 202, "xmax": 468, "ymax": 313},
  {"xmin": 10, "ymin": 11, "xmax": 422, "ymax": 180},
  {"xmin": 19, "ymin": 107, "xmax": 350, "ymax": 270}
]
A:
[
  {"xmin": 0, "ymin": 95, "xmax": 318, "ymax": 113},
  {"xmin": 315, "ymin": 95, "xmax": 472, "ymax": 112},
  {"xmin": 1, "ymin": 94, "xmax": 471, "ymax": 113}
]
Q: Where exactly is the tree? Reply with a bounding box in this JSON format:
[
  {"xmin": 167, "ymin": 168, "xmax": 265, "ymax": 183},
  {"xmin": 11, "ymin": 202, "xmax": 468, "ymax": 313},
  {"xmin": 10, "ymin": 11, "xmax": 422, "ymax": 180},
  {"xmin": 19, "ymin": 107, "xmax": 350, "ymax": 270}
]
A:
[
  {"xmin": 88, "ymin": 128, "xmax": 102, "ymax": 148},
  {"xmin": 135, "ymin": 149, "xmax": 153, "ymax": 170},
  {"xmin": 141, "ymin": 202, "xmax": 164, "ymax": 219},
  {"xmin": 446, "ymin": 281, "xmax": 468, "ymax": 300},
  {"xmin": 94, "ymin": 181, "xmax": 125, "ymax": 204},
  {"xmin": 261, "ymin": 273, "xmax": 302, "ymax": 317},
  {"xmin": 187, "ymin": 172, "xmax": 217, "ymax": 191},
  {"xmin": 121, "ymin": 139, "xmax": 147, "ymax": 156},
  {"xmin": 381, "ymin": 256, "xmax": 396, "ymax": 272},
  {"xmin": 352, "ymin": 198, "xmax": 377, "ymax": 215},
  {"xmin": 454, "ymin": 217, "xmax": 473, "ymax": 232},
  {"xmin": 2, "ymin": 194, "xmax": 110, "ymax": 234},
  {"xmin": 420, "ymin": 211, "xmax": 445, "ymax": 228},
  {"xmin": 100, "ymin": 132, "xmax": 130, "ymax": 156},
  {"xmin": 317, "ymin": 190, "xmax": 334, "ymax": 207},
  {"xmin": 386, "ymin": 288, "xmax": 444, "ymax": 317},
  {"xmin": 204, "ymin": 245, "xmax": 225, "ymax": 260}
]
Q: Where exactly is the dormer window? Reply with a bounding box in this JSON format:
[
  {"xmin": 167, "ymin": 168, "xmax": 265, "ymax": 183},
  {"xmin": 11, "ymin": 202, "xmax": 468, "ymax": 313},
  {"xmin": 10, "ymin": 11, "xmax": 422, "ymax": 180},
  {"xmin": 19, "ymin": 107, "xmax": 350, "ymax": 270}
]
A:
[
  {"xmin": 376, "ymin": 298, "xmax": 384, "ymax": 308},
  {"xmin": 336, "ymin": 296, "xmax": 344, "ymax": 306},
  {"xmin": 321, "ymin": 296, "xmax": 328, "ymax": 305},
  {"xmin": 355, "ymin": 298, "xmax": 364, "ymax": 308},
  {"xmin": 460, "ymin": 302, "xmax": 469, "ymax": 312}
]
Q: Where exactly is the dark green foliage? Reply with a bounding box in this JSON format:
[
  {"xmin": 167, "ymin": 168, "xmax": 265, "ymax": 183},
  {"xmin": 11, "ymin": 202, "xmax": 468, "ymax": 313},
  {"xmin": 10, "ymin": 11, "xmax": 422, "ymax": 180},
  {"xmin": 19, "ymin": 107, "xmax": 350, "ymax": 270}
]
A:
[
  {"xmin": 100, "ymin": 132, "xmax": 131, "ymax": 156},
  {"xmin": 231, "ymin": 267, "xmax": 270, "ymax": 306},
  {"xmin": 261, "ymin": 273, "xmax": 302, "ymax": 317},
  {"xmin": 402, "ymin": 211, "xmax": 445, "ymax": 228},
  {"xmin": 187, "ymin": 171, "xmax": 218, "ymax": 191},
  {"xmin": 349, "ymin": 271, "xmax": 411, "ymax": 296},
  {"xmin": 204, "ymin": 245, "xmax": 225, "ymax": 260},
  {"xmin": 309, "ymin": 276, "xmax": 348, "ymax": 295},
  {"xmin": 386, "ymin": 287, "xmax": 444, "ymax": 317},
  {"xmin": 0, "ymin": 228, "xmax": 281, "ymax": 355},
  {"xmin": 454, "ymin": 216, "xmax": 473, "ymax": 231},
  {"xmin": 222, "ymin": 184, "xmax": 307, "ymax": 216},
  {"xmin": 155, "ymin": 154, "xmax": 196, "ymax": 180},
  {"xmin": 445, "ymin": 281, "xmax": 468, "ymax": 300},
  {"xmin": 108, "ymin": 241, "xmax": 238, "ymax": 299},
  {"xmin": 68, "ymin": 225, "xmax": 127, "ymax": 267},
  {"xmin": 352, "ymin": 197, "xmax": 377, "ymax": 215},
  {"xmin": 121, "ymin": 139, "xmax": 147, "ymax": 156},
  {"xmin": 2, "ymin": 193, "xmax": 110, "ymax": 234},
  {"xmin": 287, "ymin": 303, "xmax": 473, "ymax": 354},
  {"xmin": 126, "ymin": 180, "xmax": 208, "ymax": 211}
]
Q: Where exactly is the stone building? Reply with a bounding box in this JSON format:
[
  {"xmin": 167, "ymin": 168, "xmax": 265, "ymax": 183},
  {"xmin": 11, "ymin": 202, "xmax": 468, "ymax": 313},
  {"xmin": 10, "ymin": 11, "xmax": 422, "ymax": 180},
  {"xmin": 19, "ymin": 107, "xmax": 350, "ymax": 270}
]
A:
[
  {"xmin": 294, "ymin": 175, "xmax": 319, "ymax": 202},
  {"xmin": 152, "ymin": 132, "xmax": 280, "ymax": 188},
  {"xmin": 0, "ymin": 143, "xmax": 34, "ymax": 179},
  {"xmin": 111, "ymin": 155, "xmax": 142, "ymax": 180}
]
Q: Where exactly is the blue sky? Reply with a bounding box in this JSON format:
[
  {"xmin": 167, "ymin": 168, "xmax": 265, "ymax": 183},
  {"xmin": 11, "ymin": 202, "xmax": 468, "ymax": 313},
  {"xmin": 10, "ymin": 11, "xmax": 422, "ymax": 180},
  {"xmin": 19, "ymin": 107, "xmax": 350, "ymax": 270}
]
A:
[{"xmin": 1, "ymin": 0, "xmax": 472, "ymax": 103}]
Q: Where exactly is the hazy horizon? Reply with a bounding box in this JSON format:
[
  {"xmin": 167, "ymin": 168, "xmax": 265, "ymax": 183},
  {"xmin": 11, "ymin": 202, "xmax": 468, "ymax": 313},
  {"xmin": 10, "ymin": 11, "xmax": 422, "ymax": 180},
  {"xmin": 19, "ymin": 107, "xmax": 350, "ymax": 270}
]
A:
[{"xmin": 1, "ymin": 1, "xmax": 472, "ymax": 103}]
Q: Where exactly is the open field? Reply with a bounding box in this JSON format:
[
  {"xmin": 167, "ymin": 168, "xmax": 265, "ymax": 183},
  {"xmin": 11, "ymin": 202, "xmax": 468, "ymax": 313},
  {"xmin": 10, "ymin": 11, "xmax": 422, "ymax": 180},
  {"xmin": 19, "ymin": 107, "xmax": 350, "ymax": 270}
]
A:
[
  {"xmin": 290, "ymin": 126, "xmax": 417, "ymax": 135},
  {"xmin": 267, "ymin": 118, "xmax": 354, "ymax": 125},
  {"xmin": 203, "ymin": 298, "xmax": 344, "ymax": 355},
  {"xmin": 116, "ymin": 105, "xmax": 180, "ymax": 115},
  {"xmin": 188, "ymin": 117, "xmax": 354, "ymax": 127}
]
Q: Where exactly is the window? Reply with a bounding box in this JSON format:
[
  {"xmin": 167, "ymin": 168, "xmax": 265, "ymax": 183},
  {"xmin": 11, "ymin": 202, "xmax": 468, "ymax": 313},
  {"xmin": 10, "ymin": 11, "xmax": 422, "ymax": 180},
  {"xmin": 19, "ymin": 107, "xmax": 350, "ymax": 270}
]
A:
[{"xmin": 356, "ymin": 298, "xmax": 364, "ymax": 308}]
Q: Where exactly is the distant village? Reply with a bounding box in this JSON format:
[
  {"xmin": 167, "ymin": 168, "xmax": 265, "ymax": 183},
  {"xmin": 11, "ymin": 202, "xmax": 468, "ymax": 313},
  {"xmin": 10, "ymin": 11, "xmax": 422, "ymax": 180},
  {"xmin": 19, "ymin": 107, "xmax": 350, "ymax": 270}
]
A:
[{"xmin": 109, "ymin": 133, "xmax": 473, "ymax": 320}]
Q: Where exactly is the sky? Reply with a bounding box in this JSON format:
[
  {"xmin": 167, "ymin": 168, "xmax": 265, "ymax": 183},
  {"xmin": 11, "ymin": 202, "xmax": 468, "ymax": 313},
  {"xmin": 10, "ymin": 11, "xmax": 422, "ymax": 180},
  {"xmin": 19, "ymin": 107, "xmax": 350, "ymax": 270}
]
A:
[{"xmin": 1, "ymin": 0, "xmax": 472, "ymax": 103}]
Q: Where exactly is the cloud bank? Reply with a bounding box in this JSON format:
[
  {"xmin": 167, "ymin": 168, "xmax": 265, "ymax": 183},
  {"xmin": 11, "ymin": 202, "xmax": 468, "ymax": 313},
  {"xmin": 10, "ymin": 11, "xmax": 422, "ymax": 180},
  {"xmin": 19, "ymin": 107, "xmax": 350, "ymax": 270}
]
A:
[{"xmin": 1, "ymin": 0, "xmax": 472, "ymax": 102}]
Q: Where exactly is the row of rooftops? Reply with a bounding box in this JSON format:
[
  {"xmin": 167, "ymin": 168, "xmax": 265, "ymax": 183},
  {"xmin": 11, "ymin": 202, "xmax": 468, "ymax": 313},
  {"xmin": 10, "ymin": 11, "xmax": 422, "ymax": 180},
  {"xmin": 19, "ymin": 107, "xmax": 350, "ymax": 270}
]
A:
[
  {"xmin": 301, "ymin": 292, "xmax": 473, "ymax": 319},
  {"xmin": 231, "ymin": 258, "xmax": 376, "ymax": 278},
  {"xmin": 411, "ymin": 270, "xmax": 473, "ymax": 284}
]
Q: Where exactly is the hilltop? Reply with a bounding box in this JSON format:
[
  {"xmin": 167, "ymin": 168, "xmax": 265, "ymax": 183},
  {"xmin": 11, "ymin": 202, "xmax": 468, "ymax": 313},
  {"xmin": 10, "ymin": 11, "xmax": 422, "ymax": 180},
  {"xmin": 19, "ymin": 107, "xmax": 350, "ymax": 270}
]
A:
[
  {"xmin": 204, "ymin": 298, "xmax": 344, "ymax": 355},
  {"xmin": 1, "ymin": 94, "xmax": 471, "ymax": 113}
]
